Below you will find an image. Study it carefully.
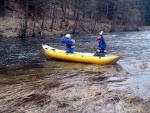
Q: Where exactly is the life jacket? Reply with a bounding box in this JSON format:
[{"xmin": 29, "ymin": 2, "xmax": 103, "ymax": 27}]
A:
[
  {"xmin": 97, "ymin": 49, "xmax": 107, "ymax": 53},
  {"xmin": 66, "ymin": 39, "xmax": 75, "ymax": 48},
  {"xmin": 98, "ymin": 35, "xmax": 106, "ymax": 49}
]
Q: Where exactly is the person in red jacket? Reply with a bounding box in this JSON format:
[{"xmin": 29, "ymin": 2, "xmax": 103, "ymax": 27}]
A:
[{"xmin": 94, "ymin": 31, "xmax": 107, "ymax": 56}]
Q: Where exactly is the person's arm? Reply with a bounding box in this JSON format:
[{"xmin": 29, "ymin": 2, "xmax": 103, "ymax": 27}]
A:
[
  {"xmin": 60, "ymin": 36, "xmax": 66, "ymax": 43},
  {"xmin": 99, "ymin": 31, "xmax": 103, "ymax": 36},
  {"xmin": 98, "ymin": 31, "xmax": 106, "ymax": 49},
  {"xmin": 60, "ymin": 36, "xmax": 73, "ymax": 45}
]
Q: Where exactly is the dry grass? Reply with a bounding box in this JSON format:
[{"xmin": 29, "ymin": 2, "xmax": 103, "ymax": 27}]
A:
[{"xmin": 0, "ymin": 63, "xmax": 149, "ymax": 112}]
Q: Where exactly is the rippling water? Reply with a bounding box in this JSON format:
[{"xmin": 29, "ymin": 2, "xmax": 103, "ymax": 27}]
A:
[
  {"xmin": 0, "ymin": 31, "xmax": 150, "ymax": 81},
  {"xmin": 1, "ymin": 31, "xmax": 150, "ymax": 66}
]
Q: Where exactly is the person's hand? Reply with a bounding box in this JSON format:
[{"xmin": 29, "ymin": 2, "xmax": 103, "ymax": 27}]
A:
[
  {"xmin": 99, "ymin": 31, "xmax": 103, "ymax": 35},
  {"xmin": 60, "ymin": 34, "xmax": 64, "ymax": 36}
]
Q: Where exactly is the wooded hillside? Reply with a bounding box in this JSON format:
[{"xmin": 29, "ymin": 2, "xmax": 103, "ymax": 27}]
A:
[{"xmin": 0, "ymin": 0, "xmax": 149, "ymax": 37}]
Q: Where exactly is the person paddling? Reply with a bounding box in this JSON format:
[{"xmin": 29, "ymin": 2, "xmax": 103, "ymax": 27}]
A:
[
  {"xmin": 60, "ymin": 34, "xmax": 75, "ymax": 53},
  {"xmin": 94, "ymin": 31, "xmax": 107, "ymax": 56}
]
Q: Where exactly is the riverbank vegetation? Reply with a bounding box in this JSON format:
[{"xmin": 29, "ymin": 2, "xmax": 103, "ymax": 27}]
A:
[
  {"xmin": 0, "ymin": 0, "xmax": 150, "ymax": 37},
  {"xmin": 0, "ymin": 62, "xmax": 150, "ymax": 112}
]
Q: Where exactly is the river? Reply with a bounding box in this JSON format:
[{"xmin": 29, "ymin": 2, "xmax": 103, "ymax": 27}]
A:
[{"xmin": 0, "ymin": 31, "xmax": 150, "ymax": 112}]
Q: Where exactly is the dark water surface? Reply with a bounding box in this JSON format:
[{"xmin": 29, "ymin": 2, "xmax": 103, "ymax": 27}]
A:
[{"xmin": 0, "ymin": 31, "xmax": 150, "ymax": 98}]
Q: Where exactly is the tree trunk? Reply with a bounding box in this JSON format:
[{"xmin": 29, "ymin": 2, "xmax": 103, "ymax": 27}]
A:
[
  {"xmin": 40, "ymin": 15, "xmax": 46, "ymax": 36},
  {"xmin": 3, "ymin": 0, "xmax": 7, "ymax": 16},
  {"xmin": 18, "ymin": 0, "xmax": 29, "ymax": 38},
  {"xmin": 51, "ymin": 4, "xmax": 56, "ymax": 32},
  {"xmin": 24, "ymin": 0, "xmax": 29, "ymax": 37},
  {"xmin": 33, "ymin": 0, "xmax": 37, "ymax": 37}
]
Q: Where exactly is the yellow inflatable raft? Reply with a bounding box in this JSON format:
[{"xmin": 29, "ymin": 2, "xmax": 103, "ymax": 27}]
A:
[{"xmin": 42, "ymin": 44, "xmax": 121, "ymax": 65}]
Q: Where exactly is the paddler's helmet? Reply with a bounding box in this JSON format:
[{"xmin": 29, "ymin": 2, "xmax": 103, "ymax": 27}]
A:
[
  {"xmin": 65, "ymin": 34, "xmax": 71, "ymax": 39},
  {"xmin": 97, "ymin": 36, "xmax": 101, "ymax": 41}
]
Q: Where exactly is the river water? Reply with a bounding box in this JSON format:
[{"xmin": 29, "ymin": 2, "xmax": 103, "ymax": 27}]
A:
[{"xmin": 0, "ymin": 31, "xmax": 150, "ymax": 112}]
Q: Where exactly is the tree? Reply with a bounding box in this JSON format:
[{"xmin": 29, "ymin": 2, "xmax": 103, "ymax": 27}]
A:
[{"xmin": 18, "ymin": 0, "xmax": 29, "ymax": 38}]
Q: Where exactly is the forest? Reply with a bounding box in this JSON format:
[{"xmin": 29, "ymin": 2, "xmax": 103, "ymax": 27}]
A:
[{"xmin": 0, "ymin": 0, "xmax": 150, "ymax": 37}]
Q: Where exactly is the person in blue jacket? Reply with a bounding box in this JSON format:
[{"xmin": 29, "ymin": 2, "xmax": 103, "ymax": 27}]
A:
[
  {"xmin": 94, "ymin": 31, "xmax": 107, "ymax": 56},
  {"xmin": 60, "ymin": 34, "xmax": 75, "ymax": 53}
]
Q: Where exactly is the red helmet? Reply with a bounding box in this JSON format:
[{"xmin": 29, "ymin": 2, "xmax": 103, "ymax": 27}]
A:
[{"xmin": 97, "ymin": 36, "xmax": 101, "ymax": 41}]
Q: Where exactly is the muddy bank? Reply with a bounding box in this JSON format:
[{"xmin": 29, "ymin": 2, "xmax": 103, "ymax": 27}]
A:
[
  {"xmin": 138, "ymin": 26, "xmax": 150, "ymax": 31},
  {"xmin": 0, "ymin": 16, "xmax": 139, "ymax": 38},
  {"xmin": 0, "ymin": 61, "xmax": 150, "ymax": 113},
  {"xmin": 0, "ymin": 16, "xmax": 109, "ymax": 38}
]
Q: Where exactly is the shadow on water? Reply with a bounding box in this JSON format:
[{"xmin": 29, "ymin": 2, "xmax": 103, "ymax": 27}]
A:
[
  {"xmin": 0, "ymin": 36, "xmax": 57, "ymax": 73},
  {"xmin": 0, "ymin": 53, "xmax": 46, "ymax": 74}
]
